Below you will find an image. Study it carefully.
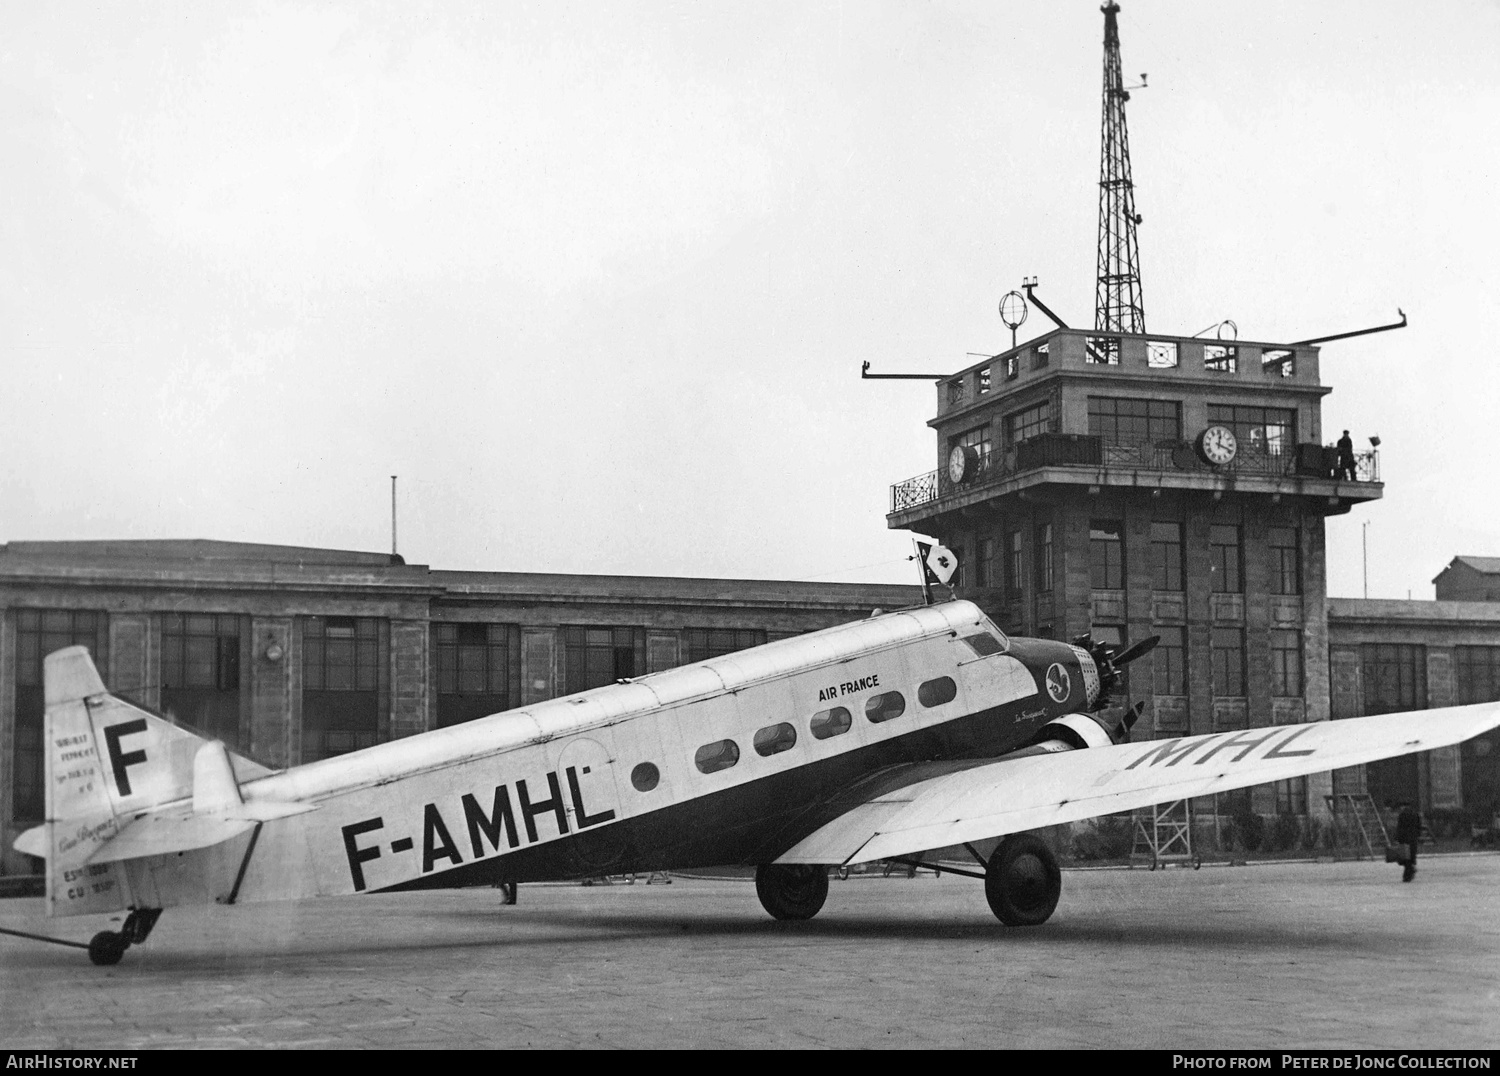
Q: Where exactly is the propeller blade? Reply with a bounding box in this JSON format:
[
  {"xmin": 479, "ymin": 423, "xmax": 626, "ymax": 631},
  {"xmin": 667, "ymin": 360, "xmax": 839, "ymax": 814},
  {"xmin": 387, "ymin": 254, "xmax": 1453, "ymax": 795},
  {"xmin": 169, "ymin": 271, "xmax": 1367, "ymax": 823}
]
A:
[{"xmin": 1112, "ymin": 635, "xmax": 1160, "ymax": 666}]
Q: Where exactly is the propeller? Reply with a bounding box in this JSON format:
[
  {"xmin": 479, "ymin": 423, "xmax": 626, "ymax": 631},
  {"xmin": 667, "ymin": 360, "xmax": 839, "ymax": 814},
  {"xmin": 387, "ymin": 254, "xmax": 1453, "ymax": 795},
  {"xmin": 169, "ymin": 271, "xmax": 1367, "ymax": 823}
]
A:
[{"xmin": 1071, "ymin": 632, "xmax": 1161, "ymax": 712}]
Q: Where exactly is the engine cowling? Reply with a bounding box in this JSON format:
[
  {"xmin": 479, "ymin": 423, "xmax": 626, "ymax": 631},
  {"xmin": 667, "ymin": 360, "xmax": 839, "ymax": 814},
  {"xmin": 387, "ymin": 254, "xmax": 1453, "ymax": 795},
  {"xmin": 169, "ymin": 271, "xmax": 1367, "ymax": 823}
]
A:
[
  {"xmin": 998, "ymin": 707, "xmax": 1141, "ymax": 762},
  {"xmin": 1031, "ymin": 712, "xmax": 1118, "ymax": 751}
]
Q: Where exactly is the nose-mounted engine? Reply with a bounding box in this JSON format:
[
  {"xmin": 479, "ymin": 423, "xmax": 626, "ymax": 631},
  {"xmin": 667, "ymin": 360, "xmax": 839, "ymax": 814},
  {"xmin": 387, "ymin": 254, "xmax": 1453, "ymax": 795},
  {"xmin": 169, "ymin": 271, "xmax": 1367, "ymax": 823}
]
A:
[{"xmin": 1009, "ymin": 633, "xmax": 1159, "ymax": 760}]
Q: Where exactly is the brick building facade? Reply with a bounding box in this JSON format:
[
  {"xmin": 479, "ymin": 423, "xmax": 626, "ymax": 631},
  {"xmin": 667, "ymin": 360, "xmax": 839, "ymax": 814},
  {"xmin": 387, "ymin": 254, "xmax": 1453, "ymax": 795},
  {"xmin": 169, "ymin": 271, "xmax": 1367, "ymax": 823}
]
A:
[{"xmin": 0, "ymin": 539, "xmax": 920, "ymax": 876}]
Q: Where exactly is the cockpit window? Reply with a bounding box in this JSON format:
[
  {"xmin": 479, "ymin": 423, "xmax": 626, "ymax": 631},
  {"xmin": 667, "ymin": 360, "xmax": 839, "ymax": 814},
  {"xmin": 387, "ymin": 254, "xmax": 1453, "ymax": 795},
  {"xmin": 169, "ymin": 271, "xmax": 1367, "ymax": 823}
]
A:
[{"xmin": 961, "ymin": 632, "xmax": 1007, "ymax": 657}]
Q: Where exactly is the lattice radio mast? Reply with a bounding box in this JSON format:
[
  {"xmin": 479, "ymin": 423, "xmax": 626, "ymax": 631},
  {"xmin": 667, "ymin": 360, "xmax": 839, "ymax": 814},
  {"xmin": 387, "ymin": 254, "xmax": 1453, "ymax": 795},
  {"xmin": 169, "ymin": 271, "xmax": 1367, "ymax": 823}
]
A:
[{"xmin": 1095, "ymin": 1, "xmax": 1146, "ymax": 334}]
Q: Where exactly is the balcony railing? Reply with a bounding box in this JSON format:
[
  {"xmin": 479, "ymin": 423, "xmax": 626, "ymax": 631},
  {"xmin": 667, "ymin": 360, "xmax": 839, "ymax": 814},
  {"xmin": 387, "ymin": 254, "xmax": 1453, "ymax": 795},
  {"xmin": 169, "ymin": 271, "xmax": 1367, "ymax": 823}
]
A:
[{"xmin": 890, "ymin": 435, "xmax": 1379, "ymax": 514}]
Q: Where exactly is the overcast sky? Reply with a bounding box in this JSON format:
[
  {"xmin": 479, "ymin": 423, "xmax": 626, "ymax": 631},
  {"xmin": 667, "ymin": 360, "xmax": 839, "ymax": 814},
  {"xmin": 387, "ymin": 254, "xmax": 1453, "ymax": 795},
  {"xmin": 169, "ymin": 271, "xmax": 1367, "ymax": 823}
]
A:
[{"xmin": 2, "ymin": 1, "xmax": 1497, "ymax": 600}]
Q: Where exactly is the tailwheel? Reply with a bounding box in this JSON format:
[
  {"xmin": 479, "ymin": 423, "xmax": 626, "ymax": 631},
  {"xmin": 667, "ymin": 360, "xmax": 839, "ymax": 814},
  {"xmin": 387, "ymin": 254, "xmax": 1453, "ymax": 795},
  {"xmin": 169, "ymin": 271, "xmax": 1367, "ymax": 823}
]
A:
[
  {"xmin": 984, "ymin": 834, "xmax": 1061, "ymax": 927},
  {"xmin": 88, "ymin": 931, "xmax": 127, "ymax": 966},
  {"xmin": 87, "ymin": 907, "xmax": 162, "ymax": 966},
  {"xmin": 755, "ymin": 864, "xmax": 829, "ymax": 921}
]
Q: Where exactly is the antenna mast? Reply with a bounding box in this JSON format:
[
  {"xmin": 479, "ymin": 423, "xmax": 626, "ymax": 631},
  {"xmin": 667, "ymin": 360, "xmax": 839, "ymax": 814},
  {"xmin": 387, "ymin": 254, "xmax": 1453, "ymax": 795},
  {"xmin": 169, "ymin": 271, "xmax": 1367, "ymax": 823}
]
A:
[{"xmin": 1095, "ymin": 2, "xmax": 1145, "ymax": 334}]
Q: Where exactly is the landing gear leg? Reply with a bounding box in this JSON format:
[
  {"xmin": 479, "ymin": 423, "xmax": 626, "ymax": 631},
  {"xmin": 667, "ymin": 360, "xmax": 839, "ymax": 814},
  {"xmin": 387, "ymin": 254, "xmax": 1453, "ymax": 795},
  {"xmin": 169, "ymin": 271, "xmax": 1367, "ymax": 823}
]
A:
[
  {"xmin": 984, "ymin": 835, "xmax": 1061, "ymax": 927},
  {"xmin": 88, "ymin": 907, "xmax": 162, "ymax": 967},
  {"xmin": 754, "ymin": 864, "xmax": 829, "ymax": 921}
]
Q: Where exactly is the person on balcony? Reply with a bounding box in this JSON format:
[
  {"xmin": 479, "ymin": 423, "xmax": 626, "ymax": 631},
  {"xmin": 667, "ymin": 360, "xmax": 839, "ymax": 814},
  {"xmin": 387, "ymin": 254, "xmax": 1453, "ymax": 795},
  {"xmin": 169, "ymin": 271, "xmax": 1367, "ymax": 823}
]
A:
[{"xmin": 1336, "ymin": 430, "xmax": 1357, "ymax": 481}]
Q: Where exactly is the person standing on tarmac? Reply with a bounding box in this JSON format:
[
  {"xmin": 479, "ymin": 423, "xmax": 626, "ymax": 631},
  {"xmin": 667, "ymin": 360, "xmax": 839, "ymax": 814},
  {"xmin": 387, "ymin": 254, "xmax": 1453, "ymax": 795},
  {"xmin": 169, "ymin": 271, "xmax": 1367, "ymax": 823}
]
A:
[{"xmin": 1395, "ymin": 802, "xmax": 1422, "ymax": 882}]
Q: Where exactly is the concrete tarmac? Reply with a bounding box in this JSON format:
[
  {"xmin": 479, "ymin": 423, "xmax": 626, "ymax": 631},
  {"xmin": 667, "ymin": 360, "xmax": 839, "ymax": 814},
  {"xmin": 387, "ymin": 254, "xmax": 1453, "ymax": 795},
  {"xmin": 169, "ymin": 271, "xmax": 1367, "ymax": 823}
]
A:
[{"xmin": 2, "ymin": 855, "xmax": 1498, "ymax": 1050}]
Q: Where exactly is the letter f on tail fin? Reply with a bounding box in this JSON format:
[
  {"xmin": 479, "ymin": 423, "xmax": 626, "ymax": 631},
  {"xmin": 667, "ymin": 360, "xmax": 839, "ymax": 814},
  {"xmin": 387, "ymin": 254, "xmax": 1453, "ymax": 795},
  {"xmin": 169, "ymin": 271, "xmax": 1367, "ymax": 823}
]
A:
[{"xmin": 13, "ymin": 646, "xmax": 283, "ymax": 918}]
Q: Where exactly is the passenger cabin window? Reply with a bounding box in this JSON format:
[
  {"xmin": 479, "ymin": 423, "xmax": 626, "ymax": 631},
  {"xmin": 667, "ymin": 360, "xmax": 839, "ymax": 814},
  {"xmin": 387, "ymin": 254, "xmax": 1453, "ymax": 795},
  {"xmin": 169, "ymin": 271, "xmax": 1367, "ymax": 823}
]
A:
[
  {"xmin": 961, "ymin": 632, "xmax": 1005, "ymax": 657},
  {"xmin": 753, "ymin": 722, "xmax": 798, "ymax": 757},
  {"xmin": 865, "ymin": 691, "xmax": 906, "ymax": 724},
  {"xmin": 631, "ymin": 762, "xmax": 660, "ymax": 792},
  {"xmin": 694, "ymin": 739, "xmax": 740, "ymax": 774},
  {"xmin": 918, "ymin": 677, "xmax": 957, "ymax": 707},
  {"xmin": 810, "ymin": 707, "xmax": 852, "ymax": 740}
]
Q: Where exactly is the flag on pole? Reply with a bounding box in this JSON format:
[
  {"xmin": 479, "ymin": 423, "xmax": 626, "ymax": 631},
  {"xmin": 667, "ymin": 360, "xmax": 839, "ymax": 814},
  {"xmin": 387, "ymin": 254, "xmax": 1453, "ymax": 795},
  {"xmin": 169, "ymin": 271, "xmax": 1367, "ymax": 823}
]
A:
[{"xmin": 913, "ymin": 539, "xmax": 959, "ymax": 603}]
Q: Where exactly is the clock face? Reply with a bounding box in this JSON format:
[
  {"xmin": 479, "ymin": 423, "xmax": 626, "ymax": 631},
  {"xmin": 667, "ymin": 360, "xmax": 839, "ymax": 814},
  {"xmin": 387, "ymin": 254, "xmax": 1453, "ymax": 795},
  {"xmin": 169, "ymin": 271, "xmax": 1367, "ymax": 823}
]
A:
[
  {"xmin": 1197, "ymin": 425, "xmax": 1238, "ymax": 465},
  {"xmin": 948, "ymin": 445, "xmax": 971, "ymax": 483}
]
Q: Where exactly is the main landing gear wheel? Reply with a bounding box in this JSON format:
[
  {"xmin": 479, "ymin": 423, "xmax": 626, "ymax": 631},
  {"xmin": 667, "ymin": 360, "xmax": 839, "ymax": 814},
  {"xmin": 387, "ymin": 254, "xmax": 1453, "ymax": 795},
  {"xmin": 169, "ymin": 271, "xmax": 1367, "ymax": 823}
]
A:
[
  {"xmin": 755, "ymin": 864, "xmax": 829, "ymax": 921},
  {"xmin": 984, "ymin": 834, "xmax": 1061, "ymax": 927}
]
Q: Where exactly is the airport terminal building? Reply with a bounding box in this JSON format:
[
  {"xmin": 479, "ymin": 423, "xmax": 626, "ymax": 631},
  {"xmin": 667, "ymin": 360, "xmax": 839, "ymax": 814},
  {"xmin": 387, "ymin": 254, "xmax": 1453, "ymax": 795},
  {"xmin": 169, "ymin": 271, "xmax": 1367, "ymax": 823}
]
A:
[{"xmin": 3, "ymin": 529, "xmax": 1500, "ymax": 877}]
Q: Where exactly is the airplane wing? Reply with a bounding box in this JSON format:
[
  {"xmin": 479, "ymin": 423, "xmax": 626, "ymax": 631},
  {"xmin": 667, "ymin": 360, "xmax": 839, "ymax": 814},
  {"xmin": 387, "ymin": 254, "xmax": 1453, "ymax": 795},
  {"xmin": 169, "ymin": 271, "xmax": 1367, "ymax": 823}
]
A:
[{"xmin": 775, "ymin": 703, "xmax": 1500, "ymax": 866}]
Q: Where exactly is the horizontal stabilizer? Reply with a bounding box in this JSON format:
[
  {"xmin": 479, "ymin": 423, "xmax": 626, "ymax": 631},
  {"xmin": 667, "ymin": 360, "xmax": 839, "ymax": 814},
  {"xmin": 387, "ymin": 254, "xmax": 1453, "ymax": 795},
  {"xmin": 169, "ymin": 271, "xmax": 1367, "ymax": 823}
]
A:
[
  {"xmin": 13, "ymin": 825, "xmax": 46, "ymax": 859},
  {"xmin": 85, "ymin": 799, "xmax": 315, "ymax": 865}
]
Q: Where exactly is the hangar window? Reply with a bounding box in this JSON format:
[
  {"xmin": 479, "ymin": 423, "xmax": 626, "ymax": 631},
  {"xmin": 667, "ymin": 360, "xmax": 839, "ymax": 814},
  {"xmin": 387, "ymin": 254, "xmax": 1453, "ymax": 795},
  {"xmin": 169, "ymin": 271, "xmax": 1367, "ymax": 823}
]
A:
[
  {"xmin": 631, "ymin": 762, "xmax": 660, "ymax": 792},
  {"xmin": 810, "ymin": 707, "xmax": 852, "ymax": 740},
  {"xmin": 694, "ymin": 739, "xmax": 741, "ymax": 775},
  {"xmin": 12, "ymin": 609, "xmax": 109, "ymax": 825},
  {"xmin": 961, "ymin": 632, "xmax": 1006, "ymax": 657},
  {"xmin": 563, "ymin": 626, "xmax": 645, "ymax": 693},
  {"xmin": 918, "ymin": 677, "xmax": 957, "ymax": 707},
  {"xmin": 865, "ymin": 691, "xmax": 906, "ymax": 724},
  {"xmin": 435, "ymin": 622, "xmax": 520, "ymax": 727},
  {"xmin": 303, "ymin": 616, "xmax": 387, "ymax": 762},
  {"xmin": 684, "ymin": 627, "xmax": 766, "ymax": 664},
  {"xmin": 160, "ymin": 612, "xmax": 245, "ymax": 749},
  {"xmin": 753, "ymin": 722, "xmax": 798, "ymax": 757}
]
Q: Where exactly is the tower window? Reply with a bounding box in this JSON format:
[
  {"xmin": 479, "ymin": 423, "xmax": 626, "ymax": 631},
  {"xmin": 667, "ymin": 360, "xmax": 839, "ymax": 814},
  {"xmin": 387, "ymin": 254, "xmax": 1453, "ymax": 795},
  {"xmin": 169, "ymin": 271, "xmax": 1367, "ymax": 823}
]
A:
[
  {"xmin": 1267, "ymin": 527, "xmax": 1301, "ymax": 596},
  {"xmin": 1211, "ymin": 628, "xmax": 1246, "ymax": 697},
  {"xmin": 1209, "ymin": 525, "xmax": 1243, "ymax": 594},
  {"xmin": 1147, "ymin": 341, "xmax": 1179, "ymax": 368},
  {"xmin": 1089, "ymin": 520, "xmax": 1125, "ymax": 590},
  {"xmin": 1150, "ymin": 521, "xmax": 1184, "ymax": 591},
  {"xmin": 1204, "ymin": 345, "xmax": 1237, "ymax": 373}
]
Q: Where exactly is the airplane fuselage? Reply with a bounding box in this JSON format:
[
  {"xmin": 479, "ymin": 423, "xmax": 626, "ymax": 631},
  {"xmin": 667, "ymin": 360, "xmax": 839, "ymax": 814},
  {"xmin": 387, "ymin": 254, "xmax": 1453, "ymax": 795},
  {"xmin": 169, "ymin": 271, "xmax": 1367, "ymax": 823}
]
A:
[{"xmin": 102, "ymin": 602, "xmax": 1097, "ymax": 910}]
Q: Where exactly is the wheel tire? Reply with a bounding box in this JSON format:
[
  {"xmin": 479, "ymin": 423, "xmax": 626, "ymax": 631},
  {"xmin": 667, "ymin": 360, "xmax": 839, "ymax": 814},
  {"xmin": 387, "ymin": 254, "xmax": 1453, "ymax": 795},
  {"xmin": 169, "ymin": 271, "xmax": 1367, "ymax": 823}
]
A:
[
  {"xmin": 755, "ymin": 864, "xmax": 830, "ymax": 921},
  {"xmin": 985, "ymin": 834, "xmax": 1062, "ymax": 927},
  {"xmin": 88, "ymin": 931, "xmax": 127, "ymax": 966}
]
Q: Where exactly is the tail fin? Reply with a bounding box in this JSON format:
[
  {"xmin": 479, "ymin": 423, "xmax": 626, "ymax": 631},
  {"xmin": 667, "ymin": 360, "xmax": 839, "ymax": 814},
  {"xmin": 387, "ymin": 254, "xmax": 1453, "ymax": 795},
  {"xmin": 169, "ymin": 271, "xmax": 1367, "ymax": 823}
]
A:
[{"xmin": 13, "ymin": 646, "xmax": 278, "ymax": 917}]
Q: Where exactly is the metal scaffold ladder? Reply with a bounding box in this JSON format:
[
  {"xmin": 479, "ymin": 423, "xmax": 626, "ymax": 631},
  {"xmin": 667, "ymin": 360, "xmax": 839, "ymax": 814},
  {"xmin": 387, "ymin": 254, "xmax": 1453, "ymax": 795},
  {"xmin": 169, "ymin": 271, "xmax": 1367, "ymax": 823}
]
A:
[
  {"xmin": 1325, "ymin": 793, "xmax": 1390, "ymax": 859},
  {"xmin": 1131, "ymin": 800, "xmax": 1200, "ymax": 869}
]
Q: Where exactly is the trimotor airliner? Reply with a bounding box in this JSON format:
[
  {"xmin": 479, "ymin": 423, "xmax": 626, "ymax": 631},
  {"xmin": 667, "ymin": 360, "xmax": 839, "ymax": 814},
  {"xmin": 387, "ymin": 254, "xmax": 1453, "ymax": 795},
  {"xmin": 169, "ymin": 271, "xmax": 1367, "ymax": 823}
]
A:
[{"xmin": 12, "ymin": 599, "xmax": 1500, "ymax": 965}]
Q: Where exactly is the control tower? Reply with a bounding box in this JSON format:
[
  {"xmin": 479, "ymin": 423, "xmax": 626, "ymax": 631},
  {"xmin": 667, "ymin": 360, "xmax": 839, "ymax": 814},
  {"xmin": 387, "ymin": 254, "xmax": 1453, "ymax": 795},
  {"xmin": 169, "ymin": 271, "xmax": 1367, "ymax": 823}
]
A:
[{"xmin": 886, "ymin": 328, "xmax": 1382, "ymax": 817}]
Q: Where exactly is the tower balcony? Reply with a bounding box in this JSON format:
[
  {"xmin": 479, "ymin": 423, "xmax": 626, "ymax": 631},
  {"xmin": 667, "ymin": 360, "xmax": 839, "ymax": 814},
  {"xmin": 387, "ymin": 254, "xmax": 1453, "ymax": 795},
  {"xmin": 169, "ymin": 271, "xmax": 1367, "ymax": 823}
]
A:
[{"xmin": 888, "ymin": 433, "xmax": 1380, "ymax": 529}]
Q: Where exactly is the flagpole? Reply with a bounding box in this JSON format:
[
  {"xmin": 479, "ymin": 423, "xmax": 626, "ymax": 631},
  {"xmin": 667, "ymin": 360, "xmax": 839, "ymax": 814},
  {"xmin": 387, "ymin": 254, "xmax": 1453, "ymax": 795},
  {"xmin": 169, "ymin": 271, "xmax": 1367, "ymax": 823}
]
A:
[{"xmin": 913, "ymin": 539, "xmax": 933, "ymax": 605}]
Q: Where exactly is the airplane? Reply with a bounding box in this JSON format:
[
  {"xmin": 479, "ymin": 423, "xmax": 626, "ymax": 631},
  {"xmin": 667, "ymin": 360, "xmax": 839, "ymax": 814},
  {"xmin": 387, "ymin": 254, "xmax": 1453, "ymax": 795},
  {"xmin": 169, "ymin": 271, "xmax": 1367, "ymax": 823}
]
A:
[{"xmin": 10, "ymin": 598, "xmax": 1500, "ymax": 966}]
